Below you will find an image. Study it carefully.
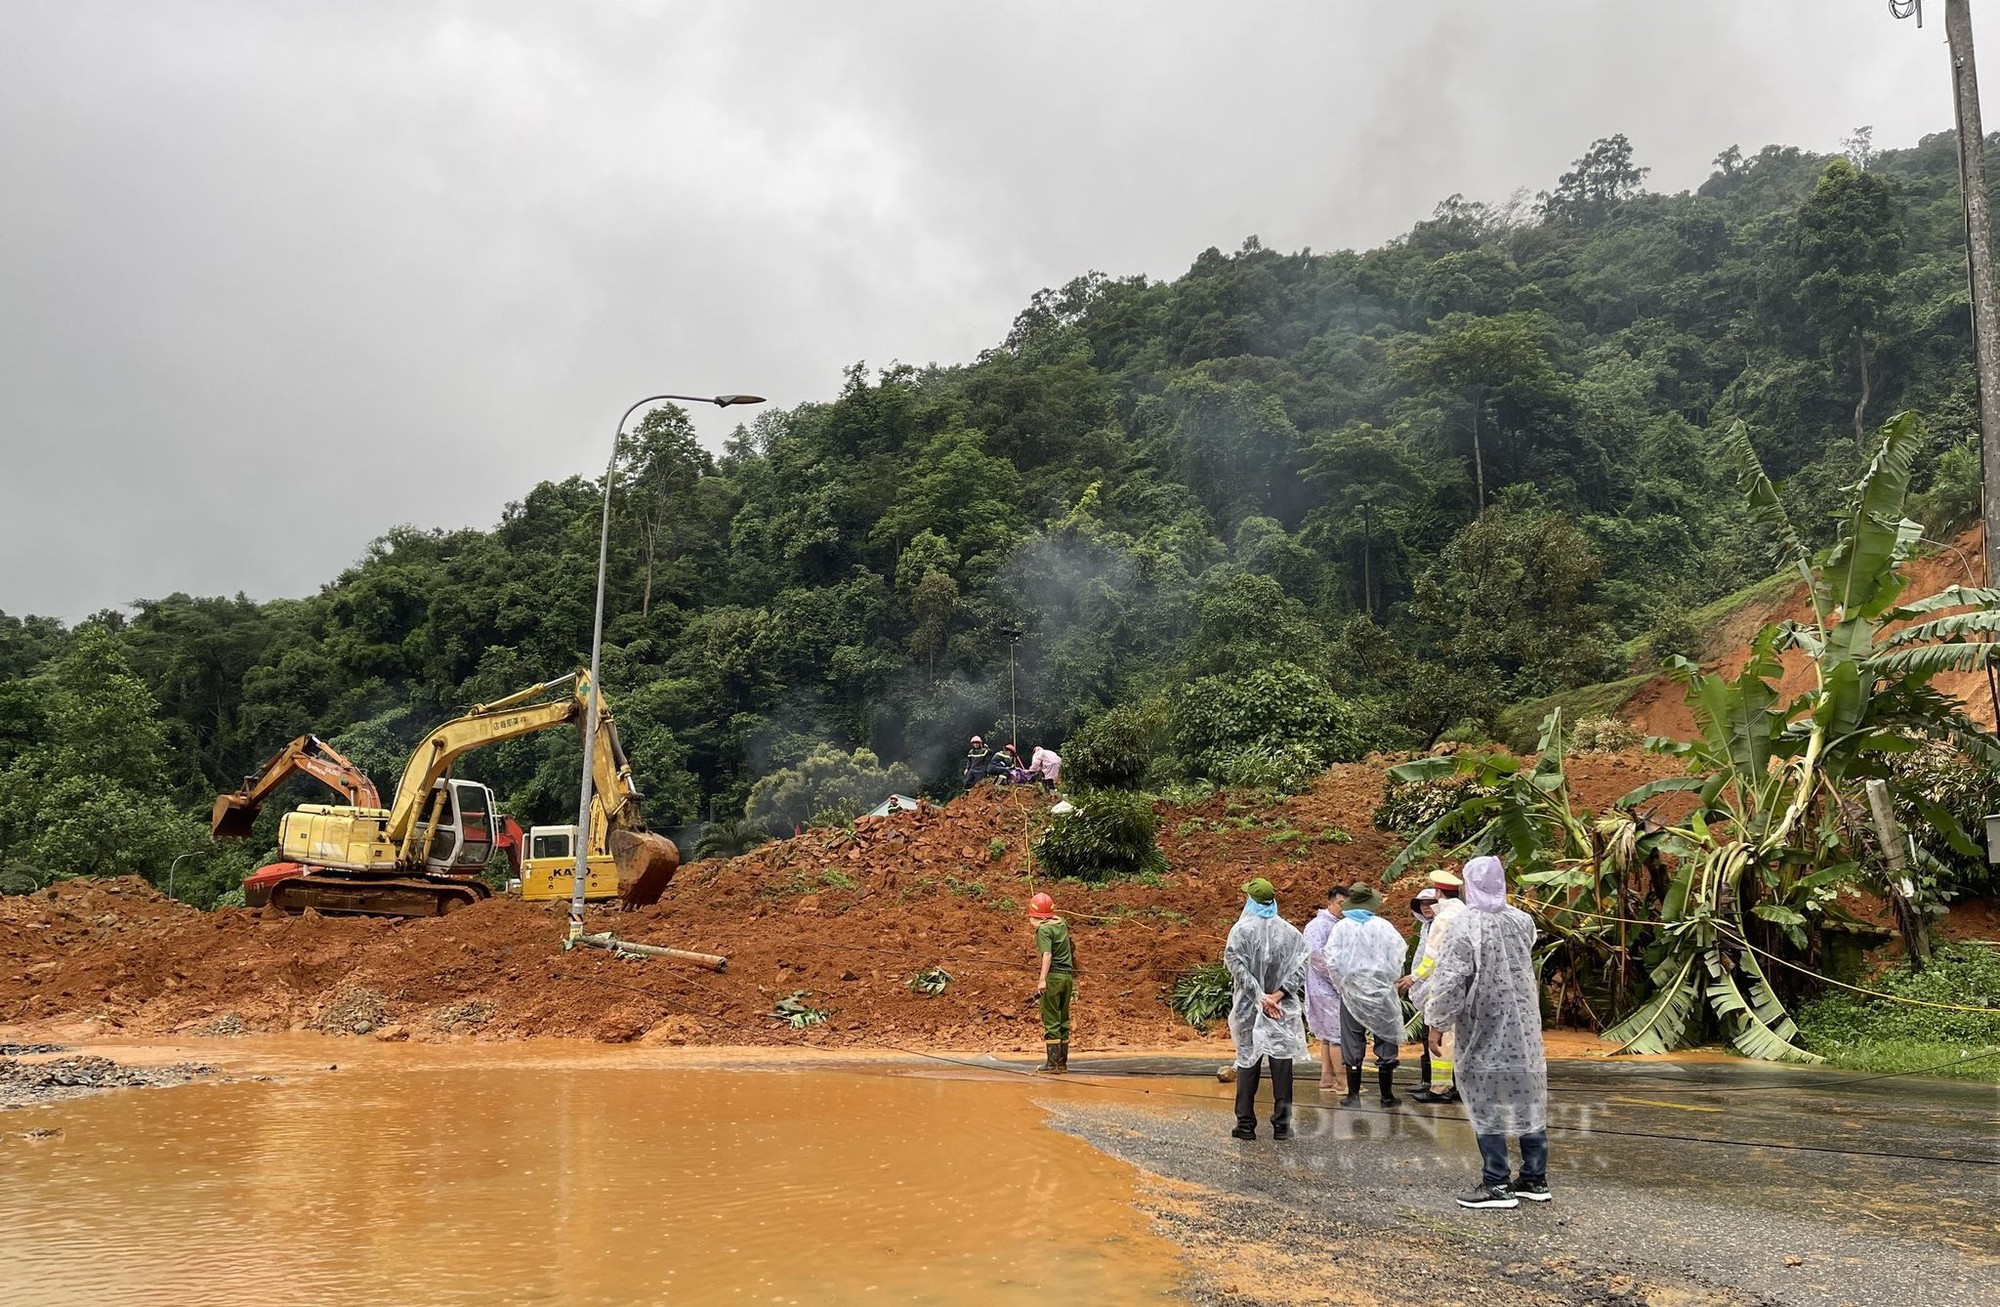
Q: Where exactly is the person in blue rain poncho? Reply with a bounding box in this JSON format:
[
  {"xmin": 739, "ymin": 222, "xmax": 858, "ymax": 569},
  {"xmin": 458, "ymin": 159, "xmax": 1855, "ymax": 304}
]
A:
[
  {"xmin": 1422, "ymin": 854, "xmax": 1550, "ymax": 1210},
  {"xmin": 1223, "ymin": 877, "xmax": 1308, "ymax": 1141}
]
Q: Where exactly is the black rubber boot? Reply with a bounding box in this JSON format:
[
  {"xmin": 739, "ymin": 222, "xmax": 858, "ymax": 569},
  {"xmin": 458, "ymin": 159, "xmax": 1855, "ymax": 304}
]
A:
[
  {"xmin": 1054, "ymin": 1041, "xmax": 1069, "ymax": 1074},
  {"xmin": 1035, "ymin": 1042, "xmax": 1059, "ymax": 1074},
  {"xmin": 1270, "ymin": 1058, "xmax": 1295, "ymax": 1139},
  {"xmin": 1378, "ymin": 1062, "xmax": 1402, "ymax": 1108},
  {"xmin": 1232, "ymin": 1059, "xmax": 1262, "ymax": 1139},
  {"xmin": 1340, "ymin": 1064, "xmax": 1363, "ymax": 1107}
]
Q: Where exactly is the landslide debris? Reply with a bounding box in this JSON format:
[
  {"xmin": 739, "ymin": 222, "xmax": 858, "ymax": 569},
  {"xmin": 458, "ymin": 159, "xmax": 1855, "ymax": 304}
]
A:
[
  {"xmin": 1, "ymin": 1054, "xmax": 217, "ymax": 1109},
  {"xmin": 0, "ymin": 752, "xmax": 1683, "ymax": 1051}
]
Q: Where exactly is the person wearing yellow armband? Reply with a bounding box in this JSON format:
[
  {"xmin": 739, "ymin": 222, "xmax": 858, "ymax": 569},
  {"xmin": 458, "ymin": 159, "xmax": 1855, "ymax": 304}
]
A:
[{"xmin": 1405, "ymin": 867, "xmax": 1463, "ymax": 1104}]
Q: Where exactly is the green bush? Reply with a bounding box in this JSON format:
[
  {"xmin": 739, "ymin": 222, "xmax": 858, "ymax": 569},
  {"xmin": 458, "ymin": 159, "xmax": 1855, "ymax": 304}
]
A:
[
  {"xmin": 1798, "ymin": 945, "xmax": 2000, "ymax": 1079},
  {"xmin": 1372, "ymin": 772, "xmax": 1498, "ymax": 846},
  {"xmin": 1646, "ymin": 606, "xmax": 1702, "ymax": 667},
  {"xmin": 1167, "ymin": 962, "xmax": 1234, "ymax": 1029},
  {"xmin": 1033, "ymin": 790, "xmax": 1166, "ymax": 883},
  {"xmin": 1216, "ymin": 742, "xmax": 1326, "ymax": 795},
  {"xmin": 1889, "ymin": 741, "xmax": 2000, "ymax": 890},
  {"xmin": 1063, "ymin": 699, "xmax": 1172, "ymax": 790},
  {"xmin": 1172, "ymin": 661, "xmax": 1363, "ymax": 784}
]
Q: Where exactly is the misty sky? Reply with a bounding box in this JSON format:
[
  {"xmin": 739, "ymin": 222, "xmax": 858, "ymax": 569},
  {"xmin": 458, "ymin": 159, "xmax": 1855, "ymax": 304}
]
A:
[{"xmin": 0, "ymin": 1, "xmax": 1969, "ymax": 621}]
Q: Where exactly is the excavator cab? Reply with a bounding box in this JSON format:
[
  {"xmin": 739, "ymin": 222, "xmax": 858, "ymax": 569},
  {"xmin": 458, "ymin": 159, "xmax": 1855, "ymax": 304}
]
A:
[
  {"xmin": 518, "ymin": 822, "xmax": 622, "ymax": 901},
  {"xmin": 421, "ymin": 778, "xmax": 498, "ymax": 872}
]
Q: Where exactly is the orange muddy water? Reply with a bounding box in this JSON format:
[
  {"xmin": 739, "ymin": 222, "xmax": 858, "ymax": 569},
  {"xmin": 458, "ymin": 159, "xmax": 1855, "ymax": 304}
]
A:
[{"xmin": 0, "ymin": 1040, "xmax": 1182, "ymax": 1305}]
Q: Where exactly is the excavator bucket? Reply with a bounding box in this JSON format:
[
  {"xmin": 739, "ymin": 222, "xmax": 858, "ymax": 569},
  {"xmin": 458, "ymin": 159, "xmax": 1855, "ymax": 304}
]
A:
[
  {"xmin": 610, "ymin": 829, "xmax": 680, "ymax": 908},
  {"xmin": 211, "ymin": 794, "xmax": 258, "ymax": 840}
]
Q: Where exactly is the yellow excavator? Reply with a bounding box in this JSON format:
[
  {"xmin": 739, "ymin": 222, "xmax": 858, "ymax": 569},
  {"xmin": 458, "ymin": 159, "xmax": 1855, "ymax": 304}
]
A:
[{"xmin": 222, "ymin": 672, "xmax": 679, "ymax": 917}]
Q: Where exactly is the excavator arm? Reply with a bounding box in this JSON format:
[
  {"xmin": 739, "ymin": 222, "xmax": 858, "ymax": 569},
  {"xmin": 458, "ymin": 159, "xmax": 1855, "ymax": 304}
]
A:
[
  {"xmin": 386, "ymin": 672, "xmax": 677, "ymax": 905},
  {"xmin": 212, "ymin": 735, "xmax": 383, "ymax": 839}
]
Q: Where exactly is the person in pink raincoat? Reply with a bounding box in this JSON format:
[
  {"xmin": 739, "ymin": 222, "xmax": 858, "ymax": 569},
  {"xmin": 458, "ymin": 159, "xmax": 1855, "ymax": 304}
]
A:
[{"xmin": 1300, "ymin": 885, "xmax": 1347, "ymax": 1089}]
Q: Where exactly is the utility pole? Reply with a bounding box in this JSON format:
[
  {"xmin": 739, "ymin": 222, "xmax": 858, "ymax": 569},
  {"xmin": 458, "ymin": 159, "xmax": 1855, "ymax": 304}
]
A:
[{"xmin": 1898, "ymin": 0, "xmax": 2000, "ymax": 584}]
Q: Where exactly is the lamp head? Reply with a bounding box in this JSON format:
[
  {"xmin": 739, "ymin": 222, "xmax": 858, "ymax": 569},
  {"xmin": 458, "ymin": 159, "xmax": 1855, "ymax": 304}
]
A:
[{"xmin": 713, "ymin": 394, "xmax": 766, "ymax": 408}]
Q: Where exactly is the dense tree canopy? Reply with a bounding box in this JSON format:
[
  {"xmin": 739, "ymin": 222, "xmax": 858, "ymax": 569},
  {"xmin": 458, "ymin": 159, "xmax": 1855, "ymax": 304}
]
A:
[{"xmin": 4, "ymin": 129, "xmax": 1996, "ymax": 902}]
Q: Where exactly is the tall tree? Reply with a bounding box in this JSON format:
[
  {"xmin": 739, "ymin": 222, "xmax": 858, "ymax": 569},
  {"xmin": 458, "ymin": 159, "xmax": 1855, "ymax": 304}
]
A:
[
  {"xmin": 1541, "ymin": 134, "xmax": 1649, "ymax": 227},
  {"xmin": 1796, "ymin": 158, "xmax": 1903, "ymax": 446},
  {"xmin": 1302, "ymin": 424, "xmax": 1430, "ymax": 618},
  {"xmin": 1402, "ymin": 313, "xmax": 1572, "ymax": 509}
]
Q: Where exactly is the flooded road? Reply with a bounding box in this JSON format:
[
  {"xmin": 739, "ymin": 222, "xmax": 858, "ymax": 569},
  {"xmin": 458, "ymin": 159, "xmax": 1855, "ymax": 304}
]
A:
[{"xmin": 0, "ymin": 1041, "xmax": 1181, "ymax": 1305}]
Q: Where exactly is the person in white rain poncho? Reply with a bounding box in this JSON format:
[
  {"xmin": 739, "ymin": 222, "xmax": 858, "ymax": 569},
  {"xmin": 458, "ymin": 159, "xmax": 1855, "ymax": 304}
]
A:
[
  {"xmin": 1405, "ymin": 866, "xmax": 1465, "ymax": 1103},
  {"xmin": 1223, "ymin": 877, "xmax": 1309, "ymax": 1141},
  {"xmin": 1300, "ymin": 885, "xmax": 1347, "ymax": 1089},
  {"xmin": 1325, "ymin": 883, "xmax": 1410, "ymax": 1108},
  {"xmin": 1422, "ymin": 855, "xmax": 1550, "ymax": 1210}
]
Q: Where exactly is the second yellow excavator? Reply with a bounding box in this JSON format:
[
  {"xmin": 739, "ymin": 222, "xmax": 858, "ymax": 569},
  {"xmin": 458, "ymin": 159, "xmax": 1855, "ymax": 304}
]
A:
[{"xmin": 224, "ymin": 672, "xmax": 679, "ymax": 917}]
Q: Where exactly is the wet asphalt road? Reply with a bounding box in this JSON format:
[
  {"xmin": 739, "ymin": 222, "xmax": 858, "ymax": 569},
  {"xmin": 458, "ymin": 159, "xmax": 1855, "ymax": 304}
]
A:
[{"xmin": 1028, "ymin": 1056, "xmax": 1999, "ymax": 1307}]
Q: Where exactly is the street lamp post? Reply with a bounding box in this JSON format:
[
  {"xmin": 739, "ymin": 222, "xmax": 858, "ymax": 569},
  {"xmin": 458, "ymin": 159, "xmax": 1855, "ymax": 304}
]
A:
[
  {"xmin": 568, "ymin": 392, "xmax": 764, "ymax": 943},
  {"xmin": 167, "ymin": 851, "xmax": 199, "ymax": 903}
]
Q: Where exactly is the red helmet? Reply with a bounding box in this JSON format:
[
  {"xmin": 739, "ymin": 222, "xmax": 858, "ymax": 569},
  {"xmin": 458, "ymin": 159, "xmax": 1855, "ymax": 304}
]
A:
[{"xmin": 1028, "ymin": 892, "xmax": 1056, "ymax": 918}]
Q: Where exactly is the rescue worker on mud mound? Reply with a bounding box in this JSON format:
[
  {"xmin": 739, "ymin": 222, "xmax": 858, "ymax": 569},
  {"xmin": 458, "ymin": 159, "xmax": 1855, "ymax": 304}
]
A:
[
  {"xmin": 1029, "ymin": 893, "xmax": 1074, "ymax": 1074},
  {"xmin": 963, "ymin": 736, "xmax": 991, "ymax": 790},
  {"xmin": 1224, "ymin": 877, "xmax": 1308, "ymax": 1140}
]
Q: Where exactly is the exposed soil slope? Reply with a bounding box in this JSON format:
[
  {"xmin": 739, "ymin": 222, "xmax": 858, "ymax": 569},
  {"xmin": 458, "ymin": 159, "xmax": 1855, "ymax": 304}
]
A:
[
  {"xmin": 1620, "ymin": 526, "xmax": 1995, "ymax": 738},
  {"xmin": 0, "ymin": 754, "xmax": 1682, "ymax": 1051}
]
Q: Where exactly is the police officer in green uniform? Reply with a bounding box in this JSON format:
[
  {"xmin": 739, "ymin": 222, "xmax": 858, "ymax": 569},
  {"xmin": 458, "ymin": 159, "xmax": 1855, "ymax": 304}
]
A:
[{"xmin": 1029, "ymin": 892, "xmax": 1074, "ymax": 1074}]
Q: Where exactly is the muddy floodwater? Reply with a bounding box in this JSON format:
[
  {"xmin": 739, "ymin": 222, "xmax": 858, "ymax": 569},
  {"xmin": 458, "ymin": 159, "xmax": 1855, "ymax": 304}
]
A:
[{"xmin": 0, "ymin": 1040, "xmax": 1182, "ymax": 1305}]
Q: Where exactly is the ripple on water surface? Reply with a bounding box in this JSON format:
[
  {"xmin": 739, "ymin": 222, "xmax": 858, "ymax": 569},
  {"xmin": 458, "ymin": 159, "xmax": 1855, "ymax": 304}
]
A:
[{"xmin": 0, "ymin": 1050, "xmax": 1181, "ymax": 1305}]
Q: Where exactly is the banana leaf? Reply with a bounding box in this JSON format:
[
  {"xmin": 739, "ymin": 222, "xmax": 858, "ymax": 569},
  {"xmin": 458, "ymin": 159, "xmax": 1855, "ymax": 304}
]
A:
[
  {"xmin": 1615, "ymin": 775, "xmax": 1708, "ymax": 808},
  {"xmin": 1704, "ymin": 950, "xmax": 1820, "ymax": 1063},
  {"xmin": 1823, "ymin": 412, "xmax": 1923, "ymax": 620},
  {"xmin": 1603, "ymin": 952, "xmax": 1699, "ymax": 1054},
  {"xmin": 1883, "ymin": 584, "xmax": 2000, "ymax": 620},
  {"xmin": 1865, "ymin": 641, "xmax": 2000, "ymax": 680},
  {"xmin": 1723, "ymin": 420, "xmax": 1816, "ymax": 594},
  {"xmin": 1383, "ymin": 793, "xmax": 1500, "ymax": 879},
  {"xmin": 1881, "ymin": 608, "xmax": 2000, "ymax": 649}
]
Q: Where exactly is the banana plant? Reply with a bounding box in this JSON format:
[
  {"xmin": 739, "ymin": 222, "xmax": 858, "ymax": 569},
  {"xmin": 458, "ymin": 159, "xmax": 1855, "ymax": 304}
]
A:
[
  {"xmin": 1389, "ymin": 412, "xmax": 2000, "ymax": 1062},
  {"xmin": 1606, "ymin": 412, "xmax": 2000, "ymax": 1059}
]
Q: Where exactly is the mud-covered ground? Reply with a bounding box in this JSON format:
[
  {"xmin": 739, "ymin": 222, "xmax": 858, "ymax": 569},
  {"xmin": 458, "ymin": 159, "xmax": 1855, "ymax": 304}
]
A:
[
  {"xmin": 0, "ymin": 754, "xmax": 1684, "ymax": 1051},
  {"xmin": 1043, "ymin": 1055, "xmax": 2000, "ymax": 1307}
]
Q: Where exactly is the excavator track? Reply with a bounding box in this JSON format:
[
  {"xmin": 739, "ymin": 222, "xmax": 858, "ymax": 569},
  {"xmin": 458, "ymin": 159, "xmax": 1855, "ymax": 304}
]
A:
[{"xmin": 265, "ymin": 872, "xmax": 490, "ymax": 918}]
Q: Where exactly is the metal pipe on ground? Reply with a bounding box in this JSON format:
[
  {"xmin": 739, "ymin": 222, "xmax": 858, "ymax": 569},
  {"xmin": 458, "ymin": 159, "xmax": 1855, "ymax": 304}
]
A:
[{"xmin": 574, "ymin": 932, "xmax": 728, "ymax": 972}]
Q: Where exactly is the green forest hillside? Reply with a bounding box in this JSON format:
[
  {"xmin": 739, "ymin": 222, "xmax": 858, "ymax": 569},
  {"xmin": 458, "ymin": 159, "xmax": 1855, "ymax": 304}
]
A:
[{"xmin": 3, "ymin": 130, "xmax": 1995, "ymax": 904}]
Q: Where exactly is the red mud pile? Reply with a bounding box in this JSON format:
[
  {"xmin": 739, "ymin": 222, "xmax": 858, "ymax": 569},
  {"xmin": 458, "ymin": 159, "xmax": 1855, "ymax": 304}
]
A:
[
  {"xmin": 0, "ymin": 753, "xmax": 1682, "ymax": 1052},
  {"xmin": 1625, "ymin": 526, "xmax": 1995, "ymax": 738}
]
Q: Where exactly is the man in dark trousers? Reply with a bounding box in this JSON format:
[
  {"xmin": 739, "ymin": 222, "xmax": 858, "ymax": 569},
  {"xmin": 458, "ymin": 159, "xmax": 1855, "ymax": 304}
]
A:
[
  {"xmin": 963, "ymin": 735, "xmax": 991, "ymax": 790},
  {"xmin": 1224, "ymin": 877, "xmax": 1309, "ymax": 1140}
]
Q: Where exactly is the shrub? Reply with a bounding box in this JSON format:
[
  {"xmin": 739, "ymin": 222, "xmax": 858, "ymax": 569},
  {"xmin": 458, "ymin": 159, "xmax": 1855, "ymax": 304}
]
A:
[
  {"xmin": 1063, "ymin": 699, "xmax": 1171, "ymax": 790},
  {"xmin": 1033, "ymin": 790, "xmax": 1167, "ymax": 883},
  {"xmin": 693, "ymin": 818, "xmax": 768, "ymax": 862},
  {"xmin": 1373, "ymin": 773, "xmax": 1499, "ymax": 846},
  {"xmin": 1167, "ymin": 962, "xmax": 1234, "ymax": 1029},
  {"xmin": 1889, "ymin": 740, "xmax": 2000, "ymax": 891},
  {"xmin": 1216, "ymin": 742, "xmax": 1326, "ymax": 795},
  {"xmin": 1798, "ymin": 945, "xmax": 2000, "ymax": 1076},
  {"xmin": 1172, "ymin": 662, "xmax": 1363, "ymax": 783},
  {"xmin": 1570, "ymin": 715, "xmax": 1641, "ymax": 755},
  {"xmin": 1647, "ymin": 606, "xmax": 1702, "ymax": 667}
]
